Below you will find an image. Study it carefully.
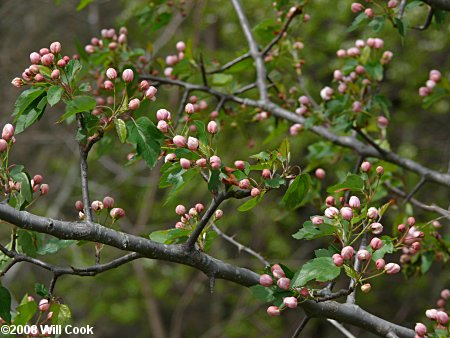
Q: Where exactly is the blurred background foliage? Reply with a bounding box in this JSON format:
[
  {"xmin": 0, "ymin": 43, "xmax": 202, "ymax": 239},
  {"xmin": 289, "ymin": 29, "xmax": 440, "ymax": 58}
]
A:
[{"xmin": 0, "ymin": 0, "xmax": 448, "ymax": 337}]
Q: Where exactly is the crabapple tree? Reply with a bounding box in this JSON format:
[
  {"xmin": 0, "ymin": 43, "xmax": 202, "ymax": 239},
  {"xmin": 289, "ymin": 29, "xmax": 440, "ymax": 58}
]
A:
[{"xmin": 0, "ymin": 0, "xmax": 449, "ymax": 337}]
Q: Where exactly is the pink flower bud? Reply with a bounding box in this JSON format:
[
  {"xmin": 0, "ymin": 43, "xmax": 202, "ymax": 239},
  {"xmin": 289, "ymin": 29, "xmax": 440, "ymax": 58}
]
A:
[
  {"xmin": 351, "ymin": 2, "xmax": 364, "ymax": 12},
  {"xmin": 348, "ymin": 196, "xmax": 360, "ymax": 209},
  {"xmin": 414, "ymin": 323, "xmax": 427, "ymax": 336},
  {"xmin": 165, "ymin": 55, "xmax": 178, "ymax": 66},
  {"xmin": 210, "ymin": 155, "xmax": 221, "ymax": 170},
  {"xmin": 104, "ymin": 80, "xmax": 114, "ymax": 90},
  {"xmin": 311, "ymin": 216, "xmax": 323, "ymax": 225},
  {"xmin": 340, "ymin": 207, "xmax": 353, "ymax": 221},
  {"xmin": 367, "ymin": 207, "xmax": 378, "ymax": 219},
  {"xmin": 407, "ymin": 216, "xmax": 415, "ymax": 226},
  {"xmin": 376, "ymin": 258, "xmax": 385, "ymax": 270},
  {"xmin": 39, "ymin": 48, "xmax": 50, "ymax": 56},
  {"xmin": 411, "ymin": 241, "xmax": 420, "ymax": 251},
  {"xmin": 260, "ymin": 274, "xmax": 273, "ymax": 287},
  {"xmin": 50, "ymin": 41, "xmax": 62, "ymax": 54},
  {"xmin": 384, "ymin": 262, "xmax": 400, "ymax": 274},
  {"xmin": 176, "ymin": 41, "xmax": 186, "ymax": 52},
  {"xmin": 165, "ymin": 153, "xmax": 176, "ymax": 163},
  {"xmin": 325, "ymin": 207, "xmax": 339, "ymax": 219},
  {"xmin": 277, "ymin": 277, "xmax": 291, "ymax": 290},
  {"xmin": 289, "ymin": 124, "xmax": 303, "ymax": 135},
  {"xmin": 370, "ymin": 237, "xmax": 383, "ymax": 250},
  {"xmin": 164, "ymin": 67, "xmax": 173, "ymax": 77},
  {"xmin": 341, "ymin": 246, "xmax": 354, "ymax": 260},
  {"xmin": 215, "ymin": 209, "xmax": 223, "ymax": 219},
  {"xmin": 118, "ymin": 34, "xmax": 127, "ymax": 44},
  {"xmin": 75, "ymin": 200, "xmax": 84, "ymax": 211},
  {"xmin": 39, "ymin": 299, "xmax": 50, "ymax": 312},
  {"xmin": 91, "ymin": 200, "xmax": 104, "ymax": 211},
  {"xmin": 196, "ymin": 158, "xmax": 207, "ymax": 167},
  {"xmin": 156, "ymin": 109, "xmax": 171, "ymax": 121},
  {"xmin": 145, "ymin": 86, "xmax": 158, "ymax": 99},
  {"xmin": 207, "ymin": 121, "xmax": 218, "ymax": 134},
  {"xmin": 361, "ymin": 283, "xmax": 371, "ymax": 293},
  {"xmin": 198, "ymin": 100, "xmax": 208, "ymax": 110},
  {"xmin": 180, "ymin": 158, "xmax": 191, "ymax": 169},
  {"xmin": 184, "ymin": 103, "xmax": 195, "ymax": 115},
  {"xmin": 262, "ymin": 169, "xmax": 271, "ymax": 179},
  {"xmin": 193, "ymin": 203, "xmax": 204, "ymax": 213},
  {"xmin": 388, "ymin": 0, "xmax": 398, "ymax": 8},
  {"xmin": 128, "ymin": 98, "xmax": 140, "ymax": 110},
  {"xmin": 357, "ymin": 249, "xmax": 371, "ymax": 261},
  {"xmin": 122, "ymin": 69, "xmax": 134, "ymax": 83},
  {"xmin": 333, "ymin": 70, "xmax": 344, "ymax": 81},
  {"xmin": 429, "ymin": 69, "xmax": 441, "ymax": 82},
  {"xmin": 352, "ymin": 101, "xmax": 363, "ymax": 112},
  {"xmin": 271, "ymin": 264, "xmax": 285, "ymax": 279},
  {"xmin": 2, "ymin": 124, "xmax": 15, "ymax": 141},
  {"xmin": 103, "ymin": 196, "xmax": 114, "ymax": 209},
  {"xmin": 110, "ymin": 207, "xmax": 125, "ymax": 219},
  {"xmin": 437, "ymin": 298, "xmax": 446, "ymax": 308},
  {"xmin": 441, "ymin": 289, "xmax": 450, "ymax": 300},
  {"xmin": 365, "ymin": 8, "xmax": 374, "ymax": 17},
  {"xmin": 325, "ymin": 196, "xmax": 335, "ymax": 206},
  {"xmin": 175, "ymin": 206, "xmax": 186, "ymax": 217},
  {"xmin": 155, "ymin": 120, "xmax": 167, "ymax": 133},
  {"xmin": 355, "ymin": 39, "xmax": 365, "ymax": 48},
  {"xmin": 373, "ymin": 38, "xmax": 384, "ymax": 49},
  {"xmin": 41, "ymin": 53, "xmax": 55, "ymax": 66},
  {"xmin": 173, "ymin": 135, "xmax": 186, "ymax": 147},
  {"xmin": 425, "ymin": 309, "xmax": 438, "ymax": 320},
  {"xmin": 239, "ymin": 179, "xmax": 251, "ymax": 190},
  {"xmin": 298, "ymin": 95, "xmax": 311, "ymax": 105},
  {"xmin": 361, "ymin": 161, "xmax": 371, "ymax": 172},
  {"xmin": 419, "ymin": 86, "xmax": 431, "ymax": 97},
  {"xmin": 436, "ymin": 311, "xmax": 449, "ymax": 325},
  {"xmin": 187, "ymin": 137, "xmax": 199, "ymax": 151},
  {"xmin": 425, "ymin": 80, "xmax": 436, "ymax": 89},
  {"xmin": 251, "ymin": 188, "xmax": 261, "ymax": 197},
  {"xmin": 315, "ymin": 168, "xmax": 326, "ymax": 180},
  {"xmin": 336, "ymin": 49, "xmax": 347, "ymax": 58},
  {"xmin": 106, "ymin": 68, "xmax": 118, "ymax": 80},
  {"xmin": 40, "ymin": 184, "xmax": 49, "ymax": 195},
  {"xmin": 397, "ymin": 223, "xmax": 406, "ymax": 232},
  {"xmin": 283, "ymin": 297, "xmax": 298, "ymax": 308},
  {"xmin": 267, "ymin": 306, "xmax": 280, "ymax": 316},
  {"xmin": 370, "ymin": 222, "xmax": 383, "ymax": 235},
  {"xmin": 333, "ymin": 253, "xmax": 344, "ymax": 267},
  {"xmin": 320, "ymin": 86, "xmax": 334, "ymax": 101},
  {"xmin": 347, "ymin": 47, "xmax": 360, "ymax": 57},
  {"xmin": 11, "ymin": 77, "xmax": 24, "ymax": 88},
  {"xmin": 30, "ymin": 52, "xmax": 41, "ymax": 64}
]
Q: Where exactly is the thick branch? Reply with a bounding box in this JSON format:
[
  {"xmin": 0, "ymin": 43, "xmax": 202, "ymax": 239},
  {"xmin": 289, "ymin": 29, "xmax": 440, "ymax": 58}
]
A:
[
  {"xmin": 422, "ymin": 0, "xmax": 450, "ymax": 11},
  {"xmin": 231, "ymin": 0, "xmax": 268, "ymax": 102}
]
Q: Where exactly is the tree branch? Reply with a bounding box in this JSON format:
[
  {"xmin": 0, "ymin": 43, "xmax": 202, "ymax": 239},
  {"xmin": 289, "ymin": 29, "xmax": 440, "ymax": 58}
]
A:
[
  {"xmin": 422, "ymin": 0, "xmax": 450, "ymax": 11},
  {"xmin": 231, "ymin": 0, "xmax": 268, "ymax": 102},
  {"xmin": 327, "ymin": 319, "xmax": 357, "ymax": 338}
]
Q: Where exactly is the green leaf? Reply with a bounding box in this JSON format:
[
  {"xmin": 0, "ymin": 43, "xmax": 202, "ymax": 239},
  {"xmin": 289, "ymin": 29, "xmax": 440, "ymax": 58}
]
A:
[
  {"xmin": 292, "ymin": 257, "xmax": 341, "ymax": 287},
  {"xmin": 327, "ymin": 174, "xmax": 364, "ymax": 193},
  {"xmin": 194, "ymin": 120, "xmax": 208, "ymax": 145},
  {"xmin": 149, "ymin": 229, "xmax": 191, "ymax": 244},
  {"xmin": 35, "ymin": 283, "xmax": 49, "ymax": 298},
  {"xmin": 128, "ymin": 117, "xmax": 164, "ymax": 169},
  {"xmin": 314, "ymin": 248, "xmax": 335, "ymax": 258},
  {"xmin": 12, "ymin": 88, "xmax": 46, "ymax": 117},
  {"xmin": 343, "ymin": 265, "xmax": 360, "ymax": 281},
  {"xmin": 14, "ymin": 297, "xmax": 37, "ymax": 326},
  {"xmin": 17, "ymin": 230, "xmax": 37, "ymax": 257},
  {"xmin": 149, "ymin": 230, "xmax": 170, "ymax": 243},
  {"xmin": 264, "ymin": 176, "xmax": 285, "ymax": 189},
  {"xmin": 420, "ymin": 251, "xmax": 434, "ymax": 274},
  {"xmin": 77, "ymin": 0, "xmax": 93, "ymax": 10},
  {"xmin": 292, "ymin": 221, "xmax": 335, "ymax": 240},
  {"xmin": 60, "ymin": 96, "xmax": 96, "ymax": 121},
  {"xmin": 347, "ymin": 13, "xmax": 369, "ymax": 32},
  {"xmin": 14, "ymin": 93, "xmax": 48, "ymax": 134},
  {"xmin": 114, "ymin": 118, "xmax": 127, "ymax": 143},
  {"xmin": 394, "ymin": 18, "xmax": 405, "ymax": 37},
  {"xmin": 0, "ymin": 286, "xmax": 12, "ymax": 323},
  {"xmin": 368, "ymin": 16, "xmax": 385, "ymax": 33},
  {"xmin": 250, "ymin": 285, "xmax": 276, "ymax": 302},
  {"xmin": 55, "ymin": 304, "xmax": 71, "ymax": 326},
  {"xmin": 238, "ymin": 191, "xmax": 265, "ymax": 212},
  {"xmin": 36, "ymin": 238, "xmax": 76, "ymax": 255},
  {"xmin": 47, "ymin": 86, "xmax": 64, "ymax": 106},
  {"xmin": 11, "ymin": 172, "xmax": 33, "ymax": 207},
  {"xmin": 208, "ymin": 170, "xmax": 220, "ymax": 193},
  {"xmin": 371, "ymin": 236, "xmax": 394, "ymax": 261},
  {"xmin": 282, "ymin": 173, "xmax": 310, "ymax": 210},
  {"xmin": 65, "ymin": 59, "xmax": 82, "ymax": 82},
  {"xmin": 212, "ymin": 74, "xmax": 233, "ymax": 86},
  {"xmin": 278, "ymin": 138, "xmax": 290, "ymax": 159},
  {"xmin": 365, "ymin": 61, "xmax": 384, "ymax": 82}
]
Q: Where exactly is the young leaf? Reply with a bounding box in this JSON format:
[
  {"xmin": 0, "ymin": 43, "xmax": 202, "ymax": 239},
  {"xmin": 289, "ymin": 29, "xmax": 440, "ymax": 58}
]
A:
[
  {"xmin": 0, "ymin": 286, "xmax": 12, "ymax": 323},
  {"xmin": 17, "ymin": 230, "xmax": 37, "ymax": 257},
  {"xmin": 36, "ymin": 238, "xmax": 76, "ymax": 255},
  {"xmin": 13, "ymin": 298, "xmax": 38, "ymax": 326},
  {"xmin": 292, "ymin": 257, "xmax": 341, "ymax": 287},
  {"xmin": 327, "ymin": 174, "xmax": 364, "ymax": 193},
  {"xmin": 292, "ymin": 221, "xmax": 335, "ymax": 240},
  {"xmin": 282, "ymin": 173, "xmax": 310, "ymax": 209},
  {"xmin": 127, "ymin": 117, "xmax": 164, "ymax": 169},
  {"xmin": 238, "ymin": 191, "xmax": 265, "ymax": 212},
  {"xmin": 14, "ymin": 94, "xmax": 48, "ymax": 134},
  {"xmin": 12, "ymin": 87, "xmax": 46, "ymax": 117},
  {"xmin": 60, "ymin": 96, "xmax": 96, "ymax": 121},
  {"xmin": 35, "ymin": 283, "xmax": 49, "ymax": 298},
  {"xmin": 114, "ymin": 118, "xmax": 127, "ymax": 143},
  {"xmin": 47, "ymin": 86, "xmax": 64, "ymax": 106},
  {"xmin": 208, "ymin": 170, "xmax": 220, "ymax": 193},
  {"xmin": 371, "ymin": 236, "xmax": 394, "ymax": 261},
  {"xmin": 250, "ymin": 285, "xmax": 276, "ymax": 302}
]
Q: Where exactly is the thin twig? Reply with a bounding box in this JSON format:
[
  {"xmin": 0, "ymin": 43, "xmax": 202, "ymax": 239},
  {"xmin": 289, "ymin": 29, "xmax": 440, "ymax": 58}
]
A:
[
  {"xmin": 207, "ymin": 52, "xmax": 250, "ymax": 75},
  {"xmin": 414, "ymin": 8, "xmax": 434, "ymax": 30},
  {"xmin": 398, "ymin": 0, "xmax": 407, "ymax": 18},
  {"xmin": 199, "ymin": 53, "xmax": 208, "ymax": 87},
  {"xmin": 291, "ymin": 316, "xmax": 310, "ymax": 338},
  {"xmin": 315, "ymin": 287, "xmax": 354, "ymax": 302},
  {"xmin": 345, "ymin": 156, "xmax": 364, "ymax": 203},
  {"xmin": 327, "ymin": 319, "xmax": 356, "ymax": 338},
  {"xmin": 211, "ymin": 222, "xmax": 269, "ymax": 266},
  {"xmin": 176, "ymin": 89, "xmax": 190, "ymax": 127},
  {"xmin": 353, "ymin": 127, "xmax": 386, "ymax": 155},
  {"xmin": 347, "ymin": 235, "xmax": 367, "ymax": 304},
  {"xmin": 401, "ymin": 176, "xmax": 426, "ymax": 206}
]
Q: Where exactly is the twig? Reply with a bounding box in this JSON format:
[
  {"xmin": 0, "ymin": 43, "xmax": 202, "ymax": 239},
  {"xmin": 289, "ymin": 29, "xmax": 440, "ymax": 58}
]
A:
[
  {"xmin": 398, "ymin": 0, "xmax": 407, "ymax": 18},
  {"xmin": 211, "ymin": 222, "xmax": 269, "ymax": 266},
  {"xmin": 176, "ymin": 89, "xmax": 190, "ymax": 127},
  {"xmin": 414, "ymin": 8, "xmax": 434, "ymax": 30},
  {"xmin": 345, "ymin": 156, "xmax": 364, "ymax": 203},
  {"xmin": 401, "ymin": 176, "xmax": 426, "ymax": 206},
  {"xmin": 315, "ymin": 288, "xmax": 354, "ymax": 302},
  {"xmin": 207, "ymin": 52, "xmax": 250, "ymax": 75},
  {"xmin": 353, "ymin": 127, "xmax": 386, "ymax": 155},
  {"xmin": 385, "ymin": 183, "xmax": 450, "ymax": 219},
  {"xmin": 199, "ymin": 53, "xmax": 208, "ymax": 87},
  {"xmin": 291, "ymin": 316, "xmax": 310, "ymax": 338},
  {"xmin": 327, "ymin": 319, "xmax": 356, "ymax": 338},
  {"xmin": 347, "ymin": 235, "xmax": 367, "ymax": 304},
  {"xmin": 231, "ymin": 0, "xmax": 268, "ymax": 102}
]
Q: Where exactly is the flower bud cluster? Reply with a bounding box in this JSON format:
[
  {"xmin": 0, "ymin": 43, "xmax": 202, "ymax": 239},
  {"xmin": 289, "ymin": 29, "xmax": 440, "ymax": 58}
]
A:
[
  {"xmin": 172, "ymin": 202, "xmax": 206, "ymax": 229},
  {"xmin": 419, "ymin": 70, "xmax": 442, "ymax": 97}
]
